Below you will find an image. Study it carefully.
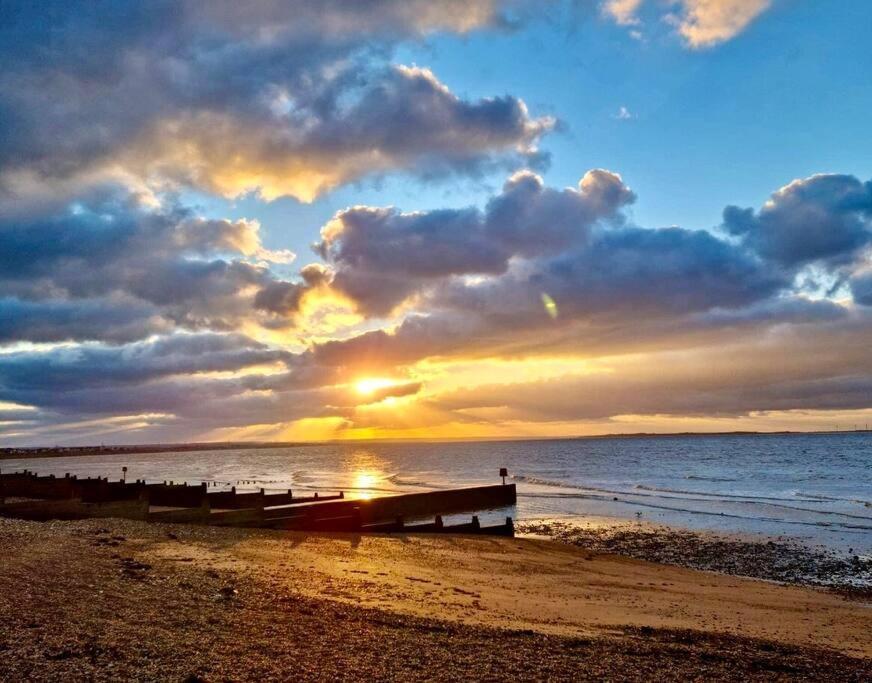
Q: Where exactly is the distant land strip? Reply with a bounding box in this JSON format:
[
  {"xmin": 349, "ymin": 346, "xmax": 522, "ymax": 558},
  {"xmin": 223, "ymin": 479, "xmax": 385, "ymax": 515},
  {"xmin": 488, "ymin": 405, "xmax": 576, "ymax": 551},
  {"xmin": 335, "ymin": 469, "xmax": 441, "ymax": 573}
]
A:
[{"xmin": 2, "ymin": 430, "xmax": 870, "ymax": 460}]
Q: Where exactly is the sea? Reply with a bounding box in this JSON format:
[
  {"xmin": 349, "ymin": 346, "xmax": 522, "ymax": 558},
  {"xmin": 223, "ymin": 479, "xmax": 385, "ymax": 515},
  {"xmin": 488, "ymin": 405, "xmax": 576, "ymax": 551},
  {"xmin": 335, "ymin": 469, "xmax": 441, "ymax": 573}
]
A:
[{"xmin": 3, "ymin": 433, "xmax": 870, "ymax": 555}]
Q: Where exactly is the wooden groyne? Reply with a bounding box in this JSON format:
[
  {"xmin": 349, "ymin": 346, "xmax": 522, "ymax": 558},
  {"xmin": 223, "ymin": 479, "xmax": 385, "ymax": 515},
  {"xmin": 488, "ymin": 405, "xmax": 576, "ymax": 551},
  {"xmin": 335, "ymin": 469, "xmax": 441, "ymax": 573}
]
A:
[
  {"xmin": 262, "ymin": 484, "xmax": 516, "ymax": 530},
  {"xmin": 0, "ymin": 469, "xmax": 516, "ymax": 536},
  {"xmin": 0, "ymin": 471, "xmax": 343, "ymax": 508}
]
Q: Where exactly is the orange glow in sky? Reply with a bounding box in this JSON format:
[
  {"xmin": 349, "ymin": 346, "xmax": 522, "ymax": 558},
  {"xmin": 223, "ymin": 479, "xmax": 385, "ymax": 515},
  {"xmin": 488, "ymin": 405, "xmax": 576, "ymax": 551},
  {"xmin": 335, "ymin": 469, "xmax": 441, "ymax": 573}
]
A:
[{"xmin": 355, "ymin": 377, "xmax": 401, "ymax": 395}]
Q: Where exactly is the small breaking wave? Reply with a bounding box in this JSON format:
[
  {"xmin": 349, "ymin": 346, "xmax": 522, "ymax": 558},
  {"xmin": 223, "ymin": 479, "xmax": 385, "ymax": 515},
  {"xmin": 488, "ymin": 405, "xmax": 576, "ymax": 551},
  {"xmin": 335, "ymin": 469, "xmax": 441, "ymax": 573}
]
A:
[
  {"xmin": 633, "ymin": 484, "xmax": 822, "ymax": 504},
  {"xmin": 686, "ymin": 475, "xmax": 738, "ymax": 482},
  {"xmin": 387, "ymin": 473, "xmax": 446, "ymax": 490},
  {"xmin": 796, "ymin": 492, "xmax": 872, "ymax": 507}
]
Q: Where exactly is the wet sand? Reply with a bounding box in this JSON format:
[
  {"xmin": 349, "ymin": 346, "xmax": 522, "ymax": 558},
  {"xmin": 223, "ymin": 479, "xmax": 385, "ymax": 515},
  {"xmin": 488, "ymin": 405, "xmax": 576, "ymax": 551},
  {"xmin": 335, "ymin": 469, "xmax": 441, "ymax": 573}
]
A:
[{"xmin": 1, "ymin": 517, "xmax": 869, "ymax": 681}]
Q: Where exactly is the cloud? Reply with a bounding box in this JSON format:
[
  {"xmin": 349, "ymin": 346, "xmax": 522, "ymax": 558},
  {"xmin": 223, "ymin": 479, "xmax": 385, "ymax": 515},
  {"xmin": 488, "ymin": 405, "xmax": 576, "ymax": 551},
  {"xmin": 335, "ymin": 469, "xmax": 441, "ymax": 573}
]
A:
[
  {"xmin": 426, "ymin": 314, "xmax": 872, "ymax": 423},
  {"xmin": 0, "ymin": 298, "xmax": 169, "ymax": 345},
  {"xmin": 8, "ymin": 3, "xmax": 865, "ymax": 444},
  {"xmin": 723, "ymin": 173, "xmax": 872, "ymax": 268},
  {"xmin": 305, "ymin": 171, "xmax": 872, "ymax": 383},
  {"xmin": 602, "ymin": 0, "xmax": 644, "ymax": 27},
  {"xmin": 316, "ymin": 169, "xmax": 635, "ymax": 315},
  {"xmin": 3, "ymin": 167, "xmax": 872, "ymax": 443},
  {"xmin": 305, "ymin": 168, "xmax": 785, "ymax": 371},
  {"xmin": 528, "ymin": 225, "xmax": 785, "ymax": 317},
  {"xmin": 692, "ymin": 295, "xmax": 848, "ymax": 328},
  {"xmin": 306, "ymin": 224, "xmax": 786, "ymax": 373},
  {"xmin": 0, "ymin": 187, "xmax": 304, "ymax": 342},
  {"xmin": 673, "ymin": 0, "xmax": 773, "ymax": 48},
  {"xmin": 851, "ymin": 271, "xmax": 872, "ymax": 306},
  {"xmin": 0, "ymin": 333, "xmax": 288, "ymax": 393},
  {"xmin": 0, "ymin": 2, "xmax": 552, "ymax": 203},
  {"xmin": 0, "ymin": 332, "xmax": 304, "ymax": 437},
  {"xmin": 602, "ymin": 0, "xmax": 772, "ymax": 48},
  {"xmin": 0, "ymin": 338, "xmax": 325, "ymax": 431}
]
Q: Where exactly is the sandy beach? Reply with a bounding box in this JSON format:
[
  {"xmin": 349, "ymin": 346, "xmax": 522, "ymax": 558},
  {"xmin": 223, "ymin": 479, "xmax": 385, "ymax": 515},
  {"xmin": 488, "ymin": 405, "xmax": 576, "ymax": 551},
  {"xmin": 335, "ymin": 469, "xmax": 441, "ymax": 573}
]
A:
[{"xmin": 1, "ymin": 517, "xmax": 869, "ymax": 681}]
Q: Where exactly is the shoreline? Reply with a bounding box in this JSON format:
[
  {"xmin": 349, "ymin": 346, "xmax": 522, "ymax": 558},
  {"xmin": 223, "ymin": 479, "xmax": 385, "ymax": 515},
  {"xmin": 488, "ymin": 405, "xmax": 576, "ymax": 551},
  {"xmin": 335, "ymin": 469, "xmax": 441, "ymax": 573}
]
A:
[
  {"xmin": 517, "ymin": 518, "xmax": 872, "ymax": 598},
  {"xmin": 1, "ymin": 517, "xmax": 870, "ymax": 681}
]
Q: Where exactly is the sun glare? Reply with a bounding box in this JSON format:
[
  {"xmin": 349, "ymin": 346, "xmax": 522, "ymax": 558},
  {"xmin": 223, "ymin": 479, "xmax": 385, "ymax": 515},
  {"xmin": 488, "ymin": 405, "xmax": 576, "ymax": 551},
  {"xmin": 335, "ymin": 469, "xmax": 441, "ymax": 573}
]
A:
[
  {"xmin": 354, "ymin": 377, "xmax": 399, "ymax": 395},
  {"xmin": 352, "ymin": 470, "xmax": 382, "ymax": 499}
]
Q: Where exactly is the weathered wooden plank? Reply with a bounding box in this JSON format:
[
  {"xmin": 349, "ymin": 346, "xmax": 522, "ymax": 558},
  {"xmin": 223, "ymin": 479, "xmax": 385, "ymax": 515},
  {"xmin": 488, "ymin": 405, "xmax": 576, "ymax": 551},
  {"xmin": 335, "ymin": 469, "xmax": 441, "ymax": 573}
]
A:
[
  {"xmin": 267, "ymin": 484, "xmax": 515, "ymax": 525},
  {"xmin": 208, "ymin": 507, "xmax": 265, "ymax": 527},
  {"xmin": 208, "ymin": 488, "xmax": 345, "ymax": 509},
  {"xmin": 145, "ymin": 483, "xmax": 208, "ymax": 507}
]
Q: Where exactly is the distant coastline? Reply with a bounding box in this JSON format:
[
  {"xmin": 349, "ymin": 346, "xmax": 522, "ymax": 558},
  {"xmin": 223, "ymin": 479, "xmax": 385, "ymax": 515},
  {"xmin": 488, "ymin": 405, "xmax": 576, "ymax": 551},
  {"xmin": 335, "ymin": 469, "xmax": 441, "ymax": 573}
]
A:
[{"xmin": 3, "ymin": 429, "xmax": 870, "ymax": 460}]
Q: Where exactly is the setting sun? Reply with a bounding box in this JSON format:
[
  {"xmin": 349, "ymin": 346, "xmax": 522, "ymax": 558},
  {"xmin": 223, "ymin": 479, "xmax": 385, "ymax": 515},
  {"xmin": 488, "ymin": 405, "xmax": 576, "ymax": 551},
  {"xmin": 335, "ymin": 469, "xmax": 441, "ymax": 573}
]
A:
[{"xmin": 354, "ymin": 377, "xmax": 400, "ymax": 395}]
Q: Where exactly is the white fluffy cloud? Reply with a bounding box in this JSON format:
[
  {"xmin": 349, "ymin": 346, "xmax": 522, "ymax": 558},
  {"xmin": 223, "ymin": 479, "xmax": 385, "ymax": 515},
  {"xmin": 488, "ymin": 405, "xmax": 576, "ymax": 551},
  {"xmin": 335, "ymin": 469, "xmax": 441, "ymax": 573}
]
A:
[
  {"xmin": 675, "ymin": 0, "xmax": 773, "ymax": 48},
  {"xmin": 602, "ymin": 0, "xmax": 773, "ymax": 47},
  {"xmin": 602, "ymin": 0, "xmax": 645, "ymax": 26}
]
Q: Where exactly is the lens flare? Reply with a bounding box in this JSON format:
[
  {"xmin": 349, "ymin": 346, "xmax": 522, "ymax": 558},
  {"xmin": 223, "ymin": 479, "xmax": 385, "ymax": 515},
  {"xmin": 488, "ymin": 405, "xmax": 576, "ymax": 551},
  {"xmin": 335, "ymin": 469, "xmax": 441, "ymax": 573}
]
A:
[{"xmin": 541, "ymin": 292, "xmax": 558, "ymax": 319}]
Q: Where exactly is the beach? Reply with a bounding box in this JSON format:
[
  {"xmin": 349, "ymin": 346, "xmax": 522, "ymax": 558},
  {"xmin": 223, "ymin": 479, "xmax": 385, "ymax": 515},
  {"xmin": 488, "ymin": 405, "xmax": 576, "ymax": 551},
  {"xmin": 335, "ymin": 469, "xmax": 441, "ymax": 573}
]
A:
[{"xmin": 1, "ymin": 517, "xmax": 869, "ymax": 681}]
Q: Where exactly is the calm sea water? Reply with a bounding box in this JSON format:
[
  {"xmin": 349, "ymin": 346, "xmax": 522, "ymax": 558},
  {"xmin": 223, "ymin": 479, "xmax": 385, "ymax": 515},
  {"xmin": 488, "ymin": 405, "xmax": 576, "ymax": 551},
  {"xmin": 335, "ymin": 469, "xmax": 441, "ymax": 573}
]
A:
[{"xmin": 4, "ymin": 433, "xmax": 870, "ymax": 554}]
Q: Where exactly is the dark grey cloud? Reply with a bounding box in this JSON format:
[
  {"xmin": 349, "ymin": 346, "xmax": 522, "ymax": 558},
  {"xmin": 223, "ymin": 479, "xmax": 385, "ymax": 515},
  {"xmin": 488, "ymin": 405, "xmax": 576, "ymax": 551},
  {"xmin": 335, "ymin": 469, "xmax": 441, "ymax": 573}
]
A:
[
  {"xmin": 433, "ymin": 370, "xmax": 872, "ymax": 424},
  {"xmin": 0, "ymin": 333, "xmax": 288, "ymax": 393},
  {"xmin": 253, "ymin": 281, "xmax": 309, "ymax": 317},
  {"xmin": 316, "ymin": 169, "xmax": 635, "ymax": 314},
  {"xmin": 483, "ymin": 169, "xmax": 636, "ymax": 257},
  {"xmin": 310, "ymin": 223, "xmax": 786, "ymax": 370},
  {"xmin": 850, "ymin": 271, "xmax": 872, "ymax": 306},
  {"xmin": 0, "ymin": 1, "xmax": 552, "ymax": 203},
  {"xmin": 0, "ymin": 332, "xmax": 294, "ymax": 433},
  {"xmin": 310, "ymin": 171, "xmax": 872, "ymax": 375},
  {"xmin": 692, "ymin": 296, "xmax": 848, "ymax": 328},
  {"xmin": 525, "ymin": 225, "xmax": 782, "ymax": 319},
  {"xmin": 316, "ymin": 205, "xmax": 501, "ymax": 315},
  {"xmin": 0, "ymin": 298, "xmax": 169, "ymax": 345},
  {"xmin": 0, "ymin": 372, "xmax": 346, "ymax": 438},
  {"xmin": 0, "ymin": 188, "xmax": 297, "ymax": 342},
  {"xmin": 723, "ymin": 173, "xmax": 872, "ymax": 268}
]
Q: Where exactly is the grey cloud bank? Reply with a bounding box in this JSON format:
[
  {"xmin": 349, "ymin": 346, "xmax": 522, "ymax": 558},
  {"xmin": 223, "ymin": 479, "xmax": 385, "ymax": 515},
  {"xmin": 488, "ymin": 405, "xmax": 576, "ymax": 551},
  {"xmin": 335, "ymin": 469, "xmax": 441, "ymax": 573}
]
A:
[
  {"xmin": 3, "ymin": 167, "xmax": 872, "ymax": 441},
  {"xmin": 0, "ymin": 1, "xmax": 551, "ymax": 203}
]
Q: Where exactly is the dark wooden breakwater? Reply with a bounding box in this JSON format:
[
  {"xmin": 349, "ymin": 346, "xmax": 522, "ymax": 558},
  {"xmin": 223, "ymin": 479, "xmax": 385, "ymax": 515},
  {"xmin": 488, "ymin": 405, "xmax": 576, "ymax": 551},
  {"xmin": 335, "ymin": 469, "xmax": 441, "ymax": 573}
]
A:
[{"xmin": 0, "ymin": 469, "xmax": 516, "ymax": 536}]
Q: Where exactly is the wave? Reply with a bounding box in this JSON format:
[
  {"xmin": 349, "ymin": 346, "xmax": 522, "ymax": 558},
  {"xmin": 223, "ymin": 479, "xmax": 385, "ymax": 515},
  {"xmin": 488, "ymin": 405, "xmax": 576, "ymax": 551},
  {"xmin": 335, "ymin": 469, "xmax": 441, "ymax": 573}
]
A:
[
  {"xmin": 514, "ymin": 479, "xmax": 872, "ymax": 522},
  {"xmin": 514, "ymin": 474, "xmax": 831, "ymax": 506},
  {"xmin": 517, "ymin": 491, "xmax": 872, "ymax": 532},
  {"xmin": 386, "ymin": 473, "xmax": 447, "ymax": 490},
  {"xmin": 795, "ymin": 492, "xmax": 872, "ymax": 507},
  {"xmin": 513, "ymin": 475, "xmax": 631, "ymax": 496},
  {"xmin": 686, "ymin": 475, "xmax": 738, "ymax": 482},
  {"xmin": 291, "ymin": 470, "xmax": 315, "ymax": 484},
  {"xmin": 633, "ymin": 484, "xmax": 822, "ymax": 504}
]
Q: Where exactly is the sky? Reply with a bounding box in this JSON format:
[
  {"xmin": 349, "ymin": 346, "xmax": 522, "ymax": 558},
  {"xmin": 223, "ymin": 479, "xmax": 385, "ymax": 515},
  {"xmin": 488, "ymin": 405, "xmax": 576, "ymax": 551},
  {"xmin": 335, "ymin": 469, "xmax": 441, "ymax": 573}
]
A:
[{"xmin": 1, "ymin": 0, "xmax": 872, "ymax": 446}]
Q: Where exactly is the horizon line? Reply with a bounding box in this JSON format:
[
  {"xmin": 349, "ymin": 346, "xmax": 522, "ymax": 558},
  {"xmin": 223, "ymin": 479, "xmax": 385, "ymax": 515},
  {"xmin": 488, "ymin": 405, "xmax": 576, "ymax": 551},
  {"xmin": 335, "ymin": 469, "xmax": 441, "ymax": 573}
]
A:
[{"xmin": 3, "ymin": 428, "xmax": 871, "ymax": 456}]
